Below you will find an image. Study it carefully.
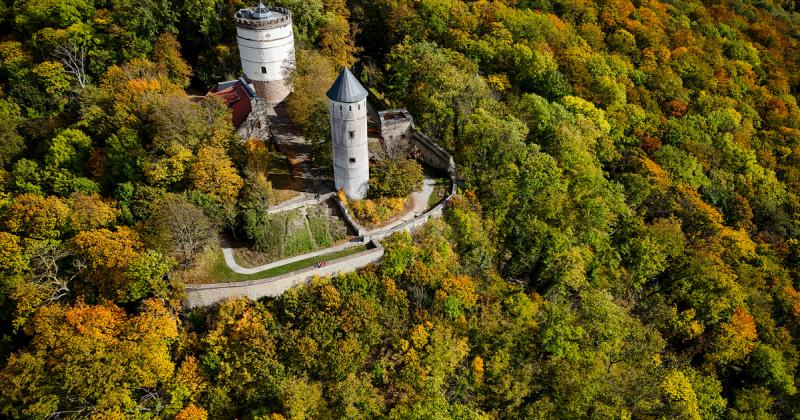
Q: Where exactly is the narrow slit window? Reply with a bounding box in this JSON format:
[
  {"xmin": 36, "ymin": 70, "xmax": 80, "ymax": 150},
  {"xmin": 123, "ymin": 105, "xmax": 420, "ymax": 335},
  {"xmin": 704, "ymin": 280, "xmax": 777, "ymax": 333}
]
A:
[
  {"xmin": 340, "ymin": 105, "xmax": 342, "ymax": 111},
  {"xmin": 349, "ymin": 130, "xmax": 355, "ymax": 139},
  {"xmin": 349, "ymin": 105, "xmax": 352, "ymax": 111},
  {"xmin": 349, "ymin": 157, "xmax": 356, "ymax": 163},
  {"xmin": 358, "ymin": 104, "xmax": 361, "ymax": 110},
  {"xmin": 261, "ymin": 66, "xmax": 267, "ymax": 74}
]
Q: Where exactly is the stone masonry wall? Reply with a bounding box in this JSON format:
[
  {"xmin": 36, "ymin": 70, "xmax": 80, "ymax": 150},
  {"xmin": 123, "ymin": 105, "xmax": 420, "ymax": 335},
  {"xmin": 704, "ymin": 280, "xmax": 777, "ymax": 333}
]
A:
[
  {"xmin": 237, "ymin": 98, "xmax": 271, "ymax": 140},
  {"xmin": 334, "ymin": 196, "xmax": 367, "ymax": 236},
  {"xmin": 380, "ymin": 123, "xmax": 455, "ymax": 175},
  {"xmin": 266, "ymin": 192, "xmax": 336, "ymax": 215},
  {"xmin": 365, "ymin": 177, "xmax": 457, "ymax": 242},
  {"xmin": 411, "ymin": 131, "xmax": 456, "ymax": 175}
]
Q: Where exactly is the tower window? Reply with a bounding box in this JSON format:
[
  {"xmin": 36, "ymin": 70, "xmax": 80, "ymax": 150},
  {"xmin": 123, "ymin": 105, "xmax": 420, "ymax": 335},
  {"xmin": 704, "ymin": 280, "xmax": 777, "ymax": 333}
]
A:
[
  {"xmin": 349, "ymin": 105, "xmax": 352, "ymax": 111},
  {"xmin": 261, "ymin": 66, "xmax": 266, "ymax": 74},
  {"xmin": 349, "ymin": 130, "xmax": 355, "ymax": 139},
  {"xmin": 358, "ymin": 104, "xmax": 361, "ymax": 110},
  {"xmin": 340, "ymin": 105, "xmax": 342, "ymax": 111},
  {"xmin": 349, "ymin": 157, "xmax": 356, "ymax": 163}
]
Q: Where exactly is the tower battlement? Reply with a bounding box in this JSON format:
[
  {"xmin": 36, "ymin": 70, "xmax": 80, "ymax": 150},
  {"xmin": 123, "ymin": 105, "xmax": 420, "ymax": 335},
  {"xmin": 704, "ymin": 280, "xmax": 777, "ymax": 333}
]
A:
[
  {"xmin": 234, "ymin": 3, "xmax": 295, "ymax": 103},
  {"xmin": 234, "ymin": 5, "xmax": 291, "ymax": 30}
]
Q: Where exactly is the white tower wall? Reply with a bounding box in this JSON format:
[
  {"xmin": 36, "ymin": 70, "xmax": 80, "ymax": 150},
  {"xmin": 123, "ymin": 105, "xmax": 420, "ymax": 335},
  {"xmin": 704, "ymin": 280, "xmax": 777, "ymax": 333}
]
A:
[
  {"xmin": 330, "ymin": 98, "xmax": 369, "ymax": 199},
  {"xmin": 234, "ymin": 6, "xmax": 295, "ymax": 103}
]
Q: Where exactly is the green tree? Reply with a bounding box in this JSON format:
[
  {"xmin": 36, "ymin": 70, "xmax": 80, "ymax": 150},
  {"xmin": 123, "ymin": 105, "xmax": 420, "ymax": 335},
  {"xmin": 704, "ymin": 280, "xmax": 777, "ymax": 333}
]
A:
[
  {"xmin": 748, "ymin": 344, "xmax": 797, "ymax": 395},
  {"xmin": 0, "ymin": 99, "xmax": 25, "ymax": 167},
  {"xmin": 369, "ymin": 158, "xmax": 424, "ymax": 199},
  {"xmin": 44, "ymin": 128, "xmax": 93, "ymax": 176}
]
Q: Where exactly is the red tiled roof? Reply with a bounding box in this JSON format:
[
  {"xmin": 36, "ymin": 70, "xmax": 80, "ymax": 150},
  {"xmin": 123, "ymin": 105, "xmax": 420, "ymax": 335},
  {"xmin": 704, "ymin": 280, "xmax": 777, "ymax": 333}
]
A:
[{"xmin": 207, "ymin": 80, "xmax": 253, "ymax": 128}]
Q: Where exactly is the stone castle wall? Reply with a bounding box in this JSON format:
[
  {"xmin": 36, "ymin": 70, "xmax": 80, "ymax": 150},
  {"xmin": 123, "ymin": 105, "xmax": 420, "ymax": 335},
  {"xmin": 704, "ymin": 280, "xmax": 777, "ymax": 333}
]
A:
[
  {"xmin": 237, "ymin": 97, "xmax": 271, "ymax": 140},
  {"xmin": 379, "ymin": 109, "xmax": 456, "ymax": 176},
  {"xmin": 410, "ymin": 131, "xmax": 456, "ymax": 175}
]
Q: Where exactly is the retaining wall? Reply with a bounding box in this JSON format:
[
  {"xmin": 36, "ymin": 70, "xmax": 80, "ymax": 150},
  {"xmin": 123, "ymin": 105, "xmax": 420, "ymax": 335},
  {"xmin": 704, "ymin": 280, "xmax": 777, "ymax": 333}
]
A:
[
  {"xmin": 334, "ymin": 197, "xmax": 367, "ymax": 236},
  {"xmin": 411, "ymin": 131, "xmax": 456, "ymax": 175},
  {"xmin": 184, "ymin": 240, "xmax": 384, "ymax": 308},
  {"xmin": 365, "ymin": 179, "xmax": 457, "ymax": 242},
  {"xmin": 266, "ymin": 192, "xmax": 336, "ymax": 215}
]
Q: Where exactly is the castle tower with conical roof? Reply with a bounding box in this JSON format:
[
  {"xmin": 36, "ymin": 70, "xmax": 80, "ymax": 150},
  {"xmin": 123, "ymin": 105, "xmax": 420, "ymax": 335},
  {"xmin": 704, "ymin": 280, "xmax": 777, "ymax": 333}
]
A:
[
  {"xmin": 234, "ymin": 2, "xmax": 295, "ymax": 103},
  {"xmin": 327, "ymin": 68, "xmax": 369, "ymax": 199}
]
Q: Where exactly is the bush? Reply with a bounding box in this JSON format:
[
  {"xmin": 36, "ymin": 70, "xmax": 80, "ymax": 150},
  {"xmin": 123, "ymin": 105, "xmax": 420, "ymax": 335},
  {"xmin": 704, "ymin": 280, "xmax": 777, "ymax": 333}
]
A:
[
  {"xmin": 307, "ymin": 206, "xmax": 333, "ymax": 247},
  {"xmin": 369, "ymin": 158, "xmax": 424, "ymax": 199},
  {"xmin": 283, "ymin": 212, "xmax": 314, "ymax": 256},
  {"xmin": 351, "ymin": 197, "xmax": 408, "ymax": 226},
  {"xmin": 242, "ymin": 209, "xmax": 288, "ymax": 257}
]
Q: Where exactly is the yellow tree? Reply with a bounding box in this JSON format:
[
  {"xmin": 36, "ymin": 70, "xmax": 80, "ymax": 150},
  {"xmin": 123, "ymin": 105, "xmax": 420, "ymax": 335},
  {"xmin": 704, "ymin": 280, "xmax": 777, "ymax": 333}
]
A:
[
  {"xmin": 0, "ymin": 299, "xmax": 178, "ymax": 418},
  {"xmin": 0, "ymin": 232, "xmax": 26, "ymax": 273},
  {"xmin": 660, "ymin": 370, "xmax": 702, "ymax": 420},
  {"xmin": 287, "ymin": 49, "xmax": 337, "ymax": 130},
  {"xmin": 4, "ymin": 193, "xmax": 71, "ymax": 239},
  {"xmin": 708, "ymin": 307, "xmax": 758, "ymax": 366},
  {"xmin": 71, "ymin": 226, "xmax": 143, "ymax": 299},
  {"xmin": 65, "ymin": 192, "xmax": 119, "ymax": 231},
  {"xmin": 318, "ymin": 14, "xmax": 359, "ymax": 68},
  {"xmin": 154, "ymin": 33, "xmax": 192, "ymax": 88},
  {"xmin": 190, "ymin": 147, "xmax": 244, "ymax": 202}
]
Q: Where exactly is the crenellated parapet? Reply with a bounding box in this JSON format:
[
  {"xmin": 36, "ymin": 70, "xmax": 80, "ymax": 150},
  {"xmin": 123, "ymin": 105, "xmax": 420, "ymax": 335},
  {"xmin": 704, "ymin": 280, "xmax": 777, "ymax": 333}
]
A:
[
  {"xmin": 233, "ymin": 6, "xmax": 292, "ymax": 30},
  {"xmin": 234, "ymin": 3, "xmax": 296, "ymax": 103}
]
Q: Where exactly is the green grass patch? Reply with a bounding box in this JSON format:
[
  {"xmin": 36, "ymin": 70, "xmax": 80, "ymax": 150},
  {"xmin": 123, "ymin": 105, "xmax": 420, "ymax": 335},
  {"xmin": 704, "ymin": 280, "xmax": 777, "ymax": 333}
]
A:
[
  {"xmin": 307, "ymin": 208, "xmax": 332, "ymax": 248},
  {"xmin": 429, "ymin": 182, "xmax": 449, "ymax": 207},
  {"xmin": 307, "ymin": 205, "xmax": 348, "ymax": 248},
  {"xmin": 283, "ymin": 215, "xmax": 314, "ymax": 256},
  {"xmin": 241, "ymin": 204, "xmax": 352, "ymax": 266},
  {"xmin": 208, "ymin": 244, "xmax": 370, "ymax": 283}
]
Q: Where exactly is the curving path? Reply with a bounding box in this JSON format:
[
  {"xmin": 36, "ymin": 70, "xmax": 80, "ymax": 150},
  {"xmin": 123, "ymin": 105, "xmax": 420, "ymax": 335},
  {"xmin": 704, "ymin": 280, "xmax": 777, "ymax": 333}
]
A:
[
  {"xmin": 364, "ymin": 178, "xmax": 436, "ymax": 234},
  {"xmin": 222, "ymin": 240, "xmax": 363, "ymax": 275},
  {"xmin": 220, "ymin": 177, "xmax": 436, "ymax": 275}
]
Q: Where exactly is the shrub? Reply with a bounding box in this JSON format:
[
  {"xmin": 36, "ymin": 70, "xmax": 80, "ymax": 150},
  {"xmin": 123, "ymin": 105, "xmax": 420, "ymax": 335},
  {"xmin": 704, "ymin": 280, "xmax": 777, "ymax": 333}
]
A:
[
  {"xmin": 350, "ymin": 197, "xmax": 408, "ymax": 226},
  {"xmin": 369, "ymin": 158, "xmax": 424, "ymax": 199}
]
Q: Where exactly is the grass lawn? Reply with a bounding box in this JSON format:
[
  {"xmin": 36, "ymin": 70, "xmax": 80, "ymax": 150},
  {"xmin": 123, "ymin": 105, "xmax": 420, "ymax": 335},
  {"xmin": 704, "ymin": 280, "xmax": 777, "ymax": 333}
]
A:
[
  {"xmin": 207, "ymin": 244, "xmax": 369, "ymax": 283},
  {"xmin": 236, "ymin": 203, "xmax": 350, "ymax": 266},
  {"xmin": 428, "ymin": 181, "xmax": 449, "ymax": 208}
]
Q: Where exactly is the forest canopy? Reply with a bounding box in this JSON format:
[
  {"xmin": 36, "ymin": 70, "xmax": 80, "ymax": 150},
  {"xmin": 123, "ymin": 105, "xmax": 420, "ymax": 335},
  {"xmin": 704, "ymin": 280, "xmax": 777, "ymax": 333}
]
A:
[{"xmin": 2, "ymin": 0, "xmax": 800, "ymax": 418}]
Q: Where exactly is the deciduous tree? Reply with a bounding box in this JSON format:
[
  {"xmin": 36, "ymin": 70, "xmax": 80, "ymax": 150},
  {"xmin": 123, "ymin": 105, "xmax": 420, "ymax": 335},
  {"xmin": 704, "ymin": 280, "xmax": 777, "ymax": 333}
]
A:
[{"xmin": 190, "ymin": 147, "xmax": 243, "ymax": 202}]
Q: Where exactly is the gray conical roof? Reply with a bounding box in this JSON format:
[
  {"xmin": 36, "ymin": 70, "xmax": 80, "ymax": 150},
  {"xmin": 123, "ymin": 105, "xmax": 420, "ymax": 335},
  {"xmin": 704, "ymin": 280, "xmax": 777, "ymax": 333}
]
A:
[{"xmin": 326, "ymin": 68, "xmax": 368, "ymax": 103}]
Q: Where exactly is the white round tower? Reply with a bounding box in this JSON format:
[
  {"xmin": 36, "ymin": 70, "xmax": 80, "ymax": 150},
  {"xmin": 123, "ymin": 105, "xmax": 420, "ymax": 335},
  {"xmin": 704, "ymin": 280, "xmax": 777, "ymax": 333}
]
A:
[
  {"xmin": 327, "ymin": 68, "xmax": 369, "ymax": 199},
  {"xmin": 234, "ymin": 3, "xmax": 295, "ymax": 103}
]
